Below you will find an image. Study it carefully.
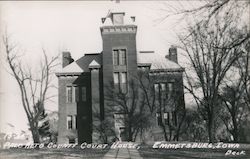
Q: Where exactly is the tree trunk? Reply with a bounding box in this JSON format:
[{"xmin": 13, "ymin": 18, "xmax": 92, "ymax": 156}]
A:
[
  {"xmin": 32, "ymin": 131, "xmax": 40, "ymax": 143},
  {"xmin": 169, "ymin": 127, "xmax": 172, "ymax": 141},
  {"xmin": 232, "ymin": 115, "xmax": 239, "ymax": 142},
  {"xmin": 174, "ymin": 112, "xmax": 186, "ymax": 141},
  {"xmin": 128, "ymin": 122, "xmax": 133, "ymax": 142},
  {"xmin": 161, "ymin": 124, "xmax": 168, "ymax": 141},
  {"xmin": 208, "ymin": 117, "xmax": 215, "ymax": 143},
  {"xmin": 30, "ymin": 122, "xmax": 40, "ymax": 144}
]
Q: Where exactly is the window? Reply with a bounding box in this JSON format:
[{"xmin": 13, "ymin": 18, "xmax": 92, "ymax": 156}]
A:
[
  {"xmin": 167, "ymin": 83, "xmax": 174, "ymax": 99},
  {"xmin": 113, "ymin": 50, "xmax": 119, "ymax": 65},
  {"xmin": 156, "ymin": 113, "xmax": 162, "ymax": 126},
  {"xmin": 160, "ymin": 83, "xmax": 166, "ymax": 99},
  {"xmin": 113, "ymin": 72, "xmax": 127, "ymax": 93},
  {"xmin": 161, "ymin": 83, "xmax": 166, "ymax": 91},
  {"xmin": 154, "ymin": 83, "xmax": 159, "ymax": 92},
  {"xmin": 120, "ymin": 49, "xmax": 126, "ymax": 65},
  {"xmin": 67, "ymin": 116, "xmax": 73, "ymax": 129},
  {"xmin": 66, "ymin": 86, "xmax": 78, "ymax": 103},
  {"xmin": 81, "ymin": 87, "xmax": 87, "ymax": 102},
  {"xmin": 154, "ymin": 83, "xmax": 160, "ymax": 99},
  {"xmin": 66, "ymin": 86, "xmax": 73, "ymax": 103},
  {"xmin": 72, "ymin": 87, "xmax": 76, "ymax": 102},
  {"xmin": 113, "ymin": 49, "xmax": 127, "ymax": 66},
  {"xmin": 114, "ymin": 113, "xmax": 126, "ymax": 128},
  {"xmin": 113, "ymin": 13, "xmax": 124, "ymax": 25},
  {"xmin": 168, "ymin": 83, "xmax": 173, "ymax": 92},
  {"xmin": 75, "ymin": 87, "xmax": 79, "ymax": 102},
  {"xmin": 69, "ymin": 138, "xmax": 76, "ymax": 144},
  {"xmin": 163, "ymin": 112, "xmax": 176, "ymax": 125},
  {"xmin": 67, "ymin": 115, "xmax": 77, "ymax": 130},
  {"xmin": 164, "ymin": 112, "xmax": 170, "ymax": 125},
  {"xmin": 120, "ymin": 72, "xmax": 127, "ymax": 84},
  {"xmin": 154, "ymin": 82, "xmax": 174, "ymax": 100},
  {"xmin": 73, "ymin": 115, "xmax": 77, "ymax": 129},
  {"xmin": 113, "ymin": 72, "xmax": 119, "ymax": 84}
]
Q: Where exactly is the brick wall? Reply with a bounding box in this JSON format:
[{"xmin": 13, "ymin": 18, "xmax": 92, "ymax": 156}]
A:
[
  {"xmin": 102, "ymin": 31, "xmax": 137, "ymax": 117},
  {"xmin": 57, "ymin": 73, "xmax": 92, "ymax": 144},
  {"xmin": 58, "ymin": 76, "xmax": 78, "ymax": 144}
]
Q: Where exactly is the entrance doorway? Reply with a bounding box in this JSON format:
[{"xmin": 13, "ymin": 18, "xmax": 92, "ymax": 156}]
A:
[{"xmin": 119, "ymin": 127, "xmax": 127, "ymax": 141}]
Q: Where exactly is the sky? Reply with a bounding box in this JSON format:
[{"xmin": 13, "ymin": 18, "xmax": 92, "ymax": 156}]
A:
[{"xmin": 0, "ymin": 1, "xmax": 213, "ymax": 134}]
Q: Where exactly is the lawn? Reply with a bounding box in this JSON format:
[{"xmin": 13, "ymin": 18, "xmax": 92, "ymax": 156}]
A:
[
  {"xmin": 138, "ymin": 147, "xmax": 250, "ymax": 159},
  {"xmin": 0, "ymin": 148, "xmax": 109, "ymax": 159}
]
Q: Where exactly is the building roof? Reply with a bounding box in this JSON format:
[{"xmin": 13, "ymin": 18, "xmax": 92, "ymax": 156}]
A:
[
  {"xmin": 56, "ymin": 51, "xmax": 183, "ymax": 76},
  {"xmin": 59, "ymin": 62, "xmax": 83, "ymax": 74},
  {"xmin": 56, "ymin": 53, "xmax": 102, "ymax": 76},
  {"xmin": 137, "ymin": 51, "xmax": 184, "ymax": 72}
]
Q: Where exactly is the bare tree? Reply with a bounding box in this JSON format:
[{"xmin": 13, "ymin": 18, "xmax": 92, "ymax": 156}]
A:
[
  {"xmin": 156, "ymin": 0, "xmax": 249, "ymax": 143},
  {"xmin": 178, "ymin": 12, "xmax": 248, "ymax": 142},
  {"xmin": 136, "ymin": 69, "xmax": 186, "ymax": 141},
  {"xmin": 92, "ymin": 107, "xmax": 116, "ymax": 143},
  {"xmin": 159, "ymin": 0, "xmax": 249, "ymax": 27},
  {"xmin": 219, "ymin": 82, "xmax": 248, "ymax": 142},
  {"xmin": 236, "ymin": 42, "xmax": 250, "ymax": 110},
  {"xmin": 104, "ymin": 78, "xmax": 152, "ymax": 142},
  {"xmin": 182, "ymin": 108, "xmax": 208, "ymax": 142},
  {"xmin": 2, "ymin": 34, "xmax": 59, "ymax": 143},
  {"xmin": 217, "ymin": 39, "xmax": 250, "ymax": 142}
]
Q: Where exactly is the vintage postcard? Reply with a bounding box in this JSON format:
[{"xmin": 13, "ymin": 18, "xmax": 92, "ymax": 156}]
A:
[{"xmin": 0, "ymin": 0, "xmax": 249, "ymax": 158}]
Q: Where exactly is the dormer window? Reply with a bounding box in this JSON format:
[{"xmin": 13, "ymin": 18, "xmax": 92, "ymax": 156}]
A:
[{"xmin": 112, "ymin": 13, "xmax": 125, "ymax": 25}]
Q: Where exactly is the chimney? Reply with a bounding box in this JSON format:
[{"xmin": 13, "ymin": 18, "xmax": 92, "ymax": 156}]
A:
[
  {"xmin": 62, "ymin": 52, "xmax": 74, "ymax": 68},
  {"xmin": 168, "ymin": 45, "xmax": 178, "ymax": 63}
]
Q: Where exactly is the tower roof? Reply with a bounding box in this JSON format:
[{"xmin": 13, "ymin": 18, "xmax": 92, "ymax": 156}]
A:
[{"xmin": 101, "ymin": 2, "xmax": 136, "ymax": 26}]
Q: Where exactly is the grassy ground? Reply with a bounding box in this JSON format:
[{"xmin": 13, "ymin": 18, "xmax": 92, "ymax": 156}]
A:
[
  {"xmin": 138, "ymin": 147, "xmax": 250, "ymax": 159},
  {"xmin": 0, "ymin": 148, "xmax": 109, "ymax": 159}
]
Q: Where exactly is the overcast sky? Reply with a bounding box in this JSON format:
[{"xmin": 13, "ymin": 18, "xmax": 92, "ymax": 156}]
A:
[{"xmin": 0, "ymin": 1, "xmax": 209, "ymax": 134}]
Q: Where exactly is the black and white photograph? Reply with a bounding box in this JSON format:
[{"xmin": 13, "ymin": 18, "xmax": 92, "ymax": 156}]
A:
[{"xmin": 0, "ymin": 0, "xmax": 249, "ymax": 158}]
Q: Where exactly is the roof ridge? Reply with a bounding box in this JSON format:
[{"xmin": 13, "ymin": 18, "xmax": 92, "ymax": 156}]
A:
[{"xmin": 84, "ymin": 53, "xmax": 101, "ymax": 55}]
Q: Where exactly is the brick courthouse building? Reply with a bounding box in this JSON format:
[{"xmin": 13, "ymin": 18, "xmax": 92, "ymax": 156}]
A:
[{"xmin": 56, "ymin": 8, "xmax": 185, "ymax": 144}]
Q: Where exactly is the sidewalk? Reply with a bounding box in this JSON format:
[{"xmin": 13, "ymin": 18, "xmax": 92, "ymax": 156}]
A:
[{"xmin": 103, "ymin": 143, "xmax": 143, "ymax": 159}]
